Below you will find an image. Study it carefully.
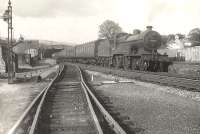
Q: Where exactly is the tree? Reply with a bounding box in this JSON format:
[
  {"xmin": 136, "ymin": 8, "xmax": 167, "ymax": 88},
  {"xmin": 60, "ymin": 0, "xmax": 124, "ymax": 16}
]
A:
[
  {"xmin": 175, "ymin": 33, "xmax": 185, "ymax": 40},
  {"xmin": 133, "ymin": 29, "xmax": 141, "ymax": 35},
  {"xmin": 188, "ymin": 28, "xmax": 200, "ymax": 44},
  {"xmin": 167, "ymin": 34, "xmax": 175, "ymax": 42},
  {"xmin": 98, "ymin": 20, "xmax": 122, "ymax": 39}
]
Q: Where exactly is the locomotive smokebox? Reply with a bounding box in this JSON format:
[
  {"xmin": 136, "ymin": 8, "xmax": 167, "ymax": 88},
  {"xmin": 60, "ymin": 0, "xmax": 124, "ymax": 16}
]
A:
[{"xmin": 146, "ymin": 26, "xmax": 153, "ymax": 30}]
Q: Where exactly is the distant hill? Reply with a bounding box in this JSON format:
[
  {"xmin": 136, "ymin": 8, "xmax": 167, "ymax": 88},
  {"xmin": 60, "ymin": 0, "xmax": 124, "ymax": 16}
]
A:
[
  {"xmin": 38, "ymin": 40, "xmax": 75, "ymax": 49},
  {"xmin": 13, "ymin": 39, "xmax": 74, "ymax": 54}
]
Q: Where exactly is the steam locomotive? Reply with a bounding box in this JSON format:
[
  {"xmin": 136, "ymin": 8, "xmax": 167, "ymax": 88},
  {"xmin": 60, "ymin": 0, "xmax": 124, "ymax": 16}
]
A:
[{"xmin": 56, "ymin": 26, "xmax": 171, "ymax": 72}]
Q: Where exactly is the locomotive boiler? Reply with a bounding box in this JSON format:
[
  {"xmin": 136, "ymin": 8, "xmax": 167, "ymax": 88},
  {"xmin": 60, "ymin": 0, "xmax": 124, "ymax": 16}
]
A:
[
  {"xmin": 57, "ymin": 26, "xmax": 171, "ymax": 72},
  {"xmin": 111, "ymin": 26, "xmax": 171, "ymax": 71}
]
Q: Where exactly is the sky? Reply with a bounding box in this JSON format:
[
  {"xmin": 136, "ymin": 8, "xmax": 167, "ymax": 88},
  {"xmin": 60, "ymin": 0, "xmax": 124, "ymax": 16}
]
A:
[{"xmin": 0, "ymin": 0, "xmax": 200, "ymax": 44}]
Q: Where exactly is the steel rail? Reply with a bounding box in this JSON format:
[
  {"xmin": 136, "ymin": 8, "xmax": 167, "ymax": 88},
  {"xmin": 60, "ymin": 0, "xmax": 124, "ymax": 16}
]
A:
[
  {"xmin": 78, "ymin": 66, "xmax": 127, "ymax": 134},
  {"xmin": 29, "ymin": 64, "xmax": 64, "ymax": 134},
  {"xmin": 30, "ymin": 64, "xmax": 103, "ymax": 134},
  {"xmin": 126, "ymin": 69, "xmax": 200, "ymax": 82},
  {"xmin": 129, "ymin": 70, "xmax": 200, "ymax": 81},
  {"xmin": 75, "ymin": 63, "xmax": 200, "ymax": 80},
  {"xmin": 115, "ymin": 66, "xmax": 200, "ymax": 81},
  {"xmin": 7, "ymin": 64, "xmax": 64, "ymax": 134},
  {"xmin": 77, "ymin": 63, "xmax": 200, "ymax": 91},
  {"xmin": 77, "ymin": 67, "xmax": 104, "ymax": 134}
]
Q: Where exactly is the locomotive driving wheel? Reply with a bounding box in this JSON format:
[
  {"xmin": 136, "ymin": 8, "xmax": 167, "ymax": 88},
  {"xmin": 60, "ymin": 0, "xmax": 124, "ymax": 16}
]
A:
[
  {"xmin": 131, "ymin": 57, "xmax": 140, "ymax": 70},
  {"xmin": 111, "ymin": 56, "xmax": 117, "ymax": 68},
  {"xmin": 143, "ymin": 60, "xmax": 148, "ymax": 71},
  {"xmin": 139, "ymin": 60, "xmax": 148, "ymax": 71},
  {"xmin": 112, "ymin": 55, "xmax": 123, "ymax": 68},
  {"xmin": 123, "ymin": 56, "xmax": 130, "ymax": 70}
]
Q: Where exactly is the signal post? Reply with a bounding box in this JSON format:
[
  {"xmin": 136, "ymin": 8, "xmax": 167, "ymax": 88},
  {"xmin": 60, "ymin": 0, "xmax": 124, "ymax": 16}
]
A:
[{"xmin": 3, "ymin": 0, "xmax": 14, "ymax": 84}]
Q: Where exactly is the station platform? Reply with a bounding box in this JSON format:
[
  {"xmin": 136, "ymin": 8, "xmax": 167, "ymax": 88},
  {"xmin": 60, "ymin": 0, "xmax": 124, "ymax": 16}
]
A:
[{"xmin": 0, "ymin": 65, "xmax": 58, "ymax": 134}]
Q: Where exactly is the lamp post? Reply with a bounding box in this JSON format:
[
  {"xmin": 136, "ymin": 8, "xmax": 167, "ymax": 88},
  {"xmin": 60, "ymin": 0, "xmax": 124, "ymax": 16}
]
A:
[{"xmin": 3, "ymin": 0, "xmax": 14, "ymax": 84}]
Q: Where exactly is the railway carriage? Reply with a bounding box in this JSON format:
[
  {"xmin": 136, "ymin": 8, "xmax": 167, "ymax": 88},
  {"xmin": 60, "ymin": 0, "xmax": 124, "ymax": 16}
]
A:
[{"xmin": 75, "ymin": 41, "xmax": 97, "ymax": 64}]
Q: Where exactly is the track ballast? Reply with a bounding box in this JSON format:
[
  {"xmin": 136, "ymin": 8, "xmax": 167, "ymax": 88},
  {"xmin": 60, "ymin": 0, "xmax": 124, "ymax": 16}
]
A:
[{"xmin": 8, "ymin": 64, "xmax": 127, "ymax": 134}]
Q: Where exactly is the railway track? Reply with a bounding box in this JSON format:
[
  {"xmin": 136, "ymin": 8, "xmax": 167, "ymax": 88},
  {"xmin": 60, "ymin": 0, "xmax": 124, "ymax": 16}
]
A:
[
  {"xmin": 76, "ymin": 63, "xmax": 200, "ymax": 91},
  {"xmin": 129, "ymin": 69, "xmax": 200, "ymax": 80},
  {"xmin": 36, "ymin": 65, "xmax": 100, "ymax": 134},
  {"xmin": 87, "ymin": 87, "xmax": 137, "ymax": 134},
  {"xmin": 7, "ymin": 64, "xmax": 128, "ymax": 134},
  {"xmin": 127, "ymin": 70, "xmax": 200, "ymax": 91}
]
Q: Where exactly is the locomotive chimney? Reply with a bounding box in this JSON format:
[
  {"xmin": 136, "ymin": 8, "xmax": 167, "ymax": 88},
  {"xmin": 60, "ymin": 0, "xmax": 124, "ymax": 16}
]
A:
[{"xmin": 146, "ymin": 26, "xmax": 153, "ymax": 30}]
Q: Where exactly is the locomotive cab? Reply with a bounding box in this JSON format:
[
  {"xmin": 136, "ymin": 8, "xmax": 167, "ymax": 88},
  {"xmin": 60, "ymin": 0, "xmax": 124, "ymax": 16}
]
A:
[{"xmin": 111, "ymin": 26, "xmax": 171, "ymax": 72}]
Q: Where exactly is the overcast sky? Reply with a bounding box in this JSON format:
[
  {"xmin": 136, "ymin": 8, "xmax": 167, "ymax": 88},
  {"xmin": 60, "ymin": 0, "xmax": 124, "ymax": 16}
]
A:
[{"xmin": 0, "ymin": 0, "xmax": 200, "ymax": 44}]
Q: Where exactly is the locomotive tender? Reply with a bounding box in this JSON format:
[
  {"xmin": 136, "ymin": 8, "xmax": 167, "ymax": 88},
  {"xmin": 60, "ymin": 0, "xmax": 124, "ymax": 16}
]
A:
[{"xmin": 58, "ymin": 26, "xmax": 171, "ymax": 72}]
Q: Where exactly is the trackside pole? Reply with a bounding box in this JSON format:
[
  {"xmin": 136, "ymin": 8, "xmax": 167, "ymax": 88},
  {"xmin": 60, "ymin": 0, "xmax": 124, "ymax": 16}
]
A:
[{"xmin": 91, "ymin": 74, "xmax": 94, "ymax": 81}]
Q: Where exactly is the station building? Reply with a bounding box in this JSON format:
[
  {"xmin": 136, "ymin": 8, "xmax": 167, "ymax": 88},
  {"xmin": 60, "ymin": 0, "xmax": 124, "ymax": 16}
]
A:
[{"xmin": 0, "ymin": 37, "xmax": 18, "ymax": 73}]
